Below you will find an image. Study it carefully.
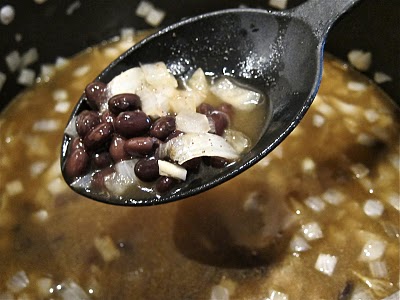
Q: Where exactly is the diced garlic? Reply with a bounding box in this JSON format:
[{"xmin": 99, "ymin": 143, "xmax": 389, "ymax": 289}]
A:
[
  {"xmin": 315, "ymin": 253, "xmax": 337, "ymax": 276},
  {"xmin": 158, "ymin": 160, "xmax": 187, "ymax": 181}
]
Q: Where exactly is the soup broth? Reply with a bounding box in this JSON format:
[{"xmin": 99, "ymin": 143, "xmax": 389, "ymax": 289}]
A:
[{"xmin": 0, "ymin": 34, "xmax": 399, "ymax": 300}]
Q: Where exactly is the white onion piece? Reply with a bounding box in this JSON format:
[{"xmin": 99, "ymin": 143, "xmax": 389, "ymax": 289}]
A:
[
  {"xmin": 369, "ymin": 261, "xmax": 388, "ymax": 278},
  {"xmin": 58, "ymin": 280, "xmax": 89, "ymax": 300},
  {"xmin": 176, "ymin": 111, "xmax": 211, "ymax": 133},
  {"xmin": 188, "ymin": 68, "xmax": 209, "ymax": 94},
  {"xmin": 304, "ymin": 196, "xmax": 326, "ymax": 212},
  {"xmin": 301, "ymin": 222, "xmax": 323, "ymax": 241},
  {"xmin": 382, "ymin": 291, "xmax": 400, "ymax": 300},
  {"xmin": 347, "ymin": 50, "xmax": 372, "ymax": 71},
  {"xmin": 135, "ymin": 0, "xmax": 154, "ymax": 17},
  {"xmin": 107, "ymin": 67, "xmax": 146, "ymax": 97},
  {"xmin": 268, "ymin": 290, "xmax": 289, "ymax": 300},
  {"xmin": 70, "ymin": 173, "xmax": 93, "ymax": 190},
  {"xmin": 64, "ymin": 116, "xmax": 78, "ymax": 137},
  {"xmin": 94, "ymin": 236, "xmax": 121, "ymax": 263},
  {"xmin": 103, "ymin": 163, "xmax": 138, "ymax": 195},
  {"xmin": 163, "ymin": 133, "xmax": 239, "ymax": 165},
  {"xmin": 269, "ymin": 0, "xmax": 288, "ymax": 10},
  {"xmin": 363, "ymin": 199, "xmax": 384, "ymax": 218},
  {"xmin": 321, "ymin": 188, "xmax": 345, "ymax": 205},
  {"xmin": 17, "ymin": 68, "xmax": 36, "ymax": 86},
  {"xmin": 290, "ymin": 235, "xmax": 311, "ymax": 252},
  {"xmin": 139, "ymin": 85, "xmax": 173, "ymax": 117},
  {"xmin": 115, "ymin": 160, "xmax": 139, "ymax": 183},
  {"xmin": 141, "ymin": 62, "xmax": 177, "ymax": 88},
  {"xmin": 158, "ymin": 160, "xmax": 187, "ymax": 180},
  {"xmin": 314, "ymin": 253, "xmax": 337, "ymax": 276},
  {"xmin": 169, "ymin": 90, "xmax": 202, "ymax": 113},
  {"xmin": 5, "ymin": 50, "xmax": 20, "ymax": 72},
  {"xmin": 374, "ymin": 72, "xmax": 392, "ymax": 84},
  {"xmin": 359, "ymin": 239, "xmax": 386, "ymax": 262},
  {"xmin": 145, "ymin": 7, "xmax": 166, "ymax": 27},
  {"xmin": 223, "ymin": 129, "xmax": 251, "ymax": 154},
  {"xmin": 6, "ymin": 270, "xmax": 29, "ymax": 293},
  {"xmin": 350, "ymin": 285, "xmax": 374, "ymax": 300},
  {"xmin": 210, "ymin": 77, "xmax": 261, "ymax": 111}
]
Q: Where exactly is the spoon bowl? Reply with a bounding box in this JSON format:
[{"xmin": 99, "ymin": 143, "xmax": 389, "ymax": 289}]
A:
[{"xmin": 61, "ymin": 0, "xmax": 360, "ymax": 205}]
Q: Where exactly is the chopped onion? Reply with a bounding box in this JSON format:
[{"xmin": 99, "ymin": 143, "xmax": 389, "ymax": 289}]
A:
[
  {"xmin": 315, "ymin": 101, "xmax": 335, "ymax": 117},
  {"xmin": 31, "ymin": 209, "xmax": 49, "ymax": 223},
  {"xmin": 388, "ymin": 153, "xmax": 399, "ymax": 171},
  {"xmin": 321, "ymin": 188, "xmax": 345, "ymax": 205},
  {"xmin": 347, "ymin": 50, "xmax": 372, "ymax": 71},
  {"xmin": 40, "ymin": 64, "xmax": 55, "ymax": 80},
  {"xmin": 369, "ymin": 261, "xmax": 388, "ymax": 278},
  {"xmin": 301, "ymin": 222, "xmax": 323, "ymax": 241},
  {"xmin": 107, "ymin": 67, "xmax": 145, "ymax": 96},
  {"xmin": 188, "ymin": 68, "xmax": 209, "ymax": 94},
  {"xmin": 359, "ymin": 239, "xmax": 386, "ymax": 262},
  {"xmin": 58, "ymin": 280, "xmax": 89, "ymax": 300},
  {"xmin": 386, "ymin": 193, "xmax": 399, "ymax": 211},
  {"xmin": 269, "ymin": 0, "xmax": 288, "ymax": 10},
  {"xmin": 104, "ymin": 172, "xmax": 130, "ymax": 195},
  {"xmin": 333, "ymin": 99, "xmax": 361, "ymax": 114},
  {"xmin": 357, "ymin": 133, "xmax": 376, "ymax": 146},
  {"xmin": 5, "ymin": 180, "xmax": 24, "ymax": 196},
  {"xmin": 30, "ymin": 161, "xmax": 47, "ymax": 177},
  {"xmin": 364, "ymin": 109, "xmax": 379, "ymax": 123},
  {"xmin": 55, "ymin": 57, "xmax": 69, "ymax": 68},
  {"xmin": 363, "ymin": 199, "xmax": 384, "ymax": 218},
  {"xmin": 66, "ymin": 1, "xmax": 81, "ymax": 16},
  {"xmin": 374, "ymin": 72, "xmax": 392, "ymax": 84},
  {"xmin": 70, "ymin": 173, "xmax": 93, "ymax": 191},
  {"xmin": 350, "ymin": 163, "xmax": 369, "ymax": 179},
  {"xmin": 53, "ymin": 89, "xmax": 68, "ymax": 102},
  {"xmin": 158, "ymin": 160, "xmax": 187, "ymax": 181},
  {"xmin": 223, "ymin": 129, "xmax": 251, "ymax": 154},
  {"xmin": 290, "ymin": 234, "xmax": 311, "ymax": 252},
  {"xmin": 161, "ymin": 133, "xmax": 239, "ymax": 165},
  {"xmin": 73, "ymin": 64, "xmax": 90, "ymax": 77},
  {"xmin": 36, "ymin": 277, "xmax": 53, "ymax": 297},
  {"xmin": 17, "ymin": 68, "xmax": 36, "ymax": 86},
  {"xmin": 268, "ymin": 289, "xmax": 289, "ymax": 300},
  {"xmin": 47, "ymin": 177, "xmax": 68, "ymax": 196},
  {"xmin": 0, "ymin": 4, "xmax": 15, "ymax": 25},
  {"xmin": 301, "ymin": 157, "xmax": 315, "ymax": 174},
  {"xmin": 94, "ymin": 236, "xmax": 121, "ymax": 263},
  {"xmin": 115, "ymin": 159, "xmax": 139, "ymax": 183},
  {"xmin": 145, "ymin": 7, "xmax": 166, "ymax": 27},
  {"xmin": 347, "ymin": 81, "xmax": 367, "ymax": 92},
  {"xmin": 314, "ymin": 253, "xmax": 337, "ymax": 276},
  {"xmin": 353, "ymin": 271, "xmax": 393, "ymax": 298},
  {"xmin": 210, "ymin": 77, "xmax": 261, "ymax": 111},
  {"xmin": 381, "ymin": 221, "xmax": 400, "ymax": 239},
  {"xmin": 350, "ymin": 285, "xmax": 374, "ymax": 300},
  {"xmin": 33, "ymin": 119, "xmax": 60, "ymax": 132},
  {"xmin": 5, "ymin": 50, "xmax": 20, "ymax": 72},
  {"xmin": 210, "ymin": 285, "xmax": 230, "ymax": 300},
  {"xmin": 120, "ymin": 27, "xmax": 135, "ymax": 41},
  {"xmin": 176, "ymin": 111, "xmax": 211, "ymax": 133},
  {"xmin": 64, "ymin": 116, "xmax": 78, "ymax": 137},
  {"xmin": 55, "ymin": 101, "xmax": 71, "ymax": 113},
  {"xmin": 20, "ymin": 48, "xmax": 39, "ymax": 68},
  {"xmin": 6, "ymin": 270, "xmax": 29, "ymax": 293},
  {"xmin": 169, "ymin": 90, "xmax": 201, "ymax": 113},
  {"xmin": 312, "ymin": 114, "xmax": 325, "ymax": 127},
  {"xmin": 304, "ymin": 196, "xmax": 326, "ymax": 212},
  {"xmin": 135, "ymin": 0, "xmax": 154, "ymax": 17},
  {"xmin": 141, "ymin": 62, "xmax": 178, "ymax": 88}
]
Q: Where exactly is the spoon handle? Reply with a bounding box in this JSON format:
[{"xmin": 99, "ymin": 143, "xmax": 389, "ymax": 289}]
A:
[{"xmin": 291, "ymin": 0, "xmax": 362, "ymax": 38}]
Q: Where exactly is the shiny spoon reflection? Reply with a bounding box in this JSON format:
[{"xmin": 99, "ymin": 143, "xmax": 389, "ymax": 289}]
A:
[{"xmin": 61, "ymin": 0, "xmax": 361, "ymax": 206}]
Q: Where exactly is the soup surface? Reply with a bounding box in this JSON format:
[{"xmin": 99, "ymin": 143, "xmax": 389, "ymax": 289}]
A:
[{"xmin": 0, "ymin": 33, "xmax": 399, "ymax": 300}]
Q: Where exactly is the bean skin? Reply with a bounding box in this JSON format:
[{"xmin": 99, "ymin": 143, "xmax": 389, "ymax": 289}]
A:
[
  {"xmin": 217, "ymin": 103, "xmax": 234, "ymax": 118},
  {"xmin": 114, "ymin": 111, "xmax": 151, "ymax": 138},
  {"xmin": 109, "ymin": 136, "xmax": 129, "ymax": 162},
  {"xmin": 209, "ymin": 111, "xmax": 229, "ymax": 136},
  {"xmin": 85, "ymin": 81, "xmax": 107, "ymax": 110},
  {"xmin": 134, "ymin": 158, "xmax": 160, "ymax": 182},
  {"xmin": 124, "ymin": 137, "xmax": 156, "ymax": 156},
  {"xmin": 83, "ymin": 122, "xmax": 113, "ymax": 150},
  {"xmin": 156, "ymin": 176, "xmax": 178, "ymax": 193},
  {"xmin": 75, "ymin": 110, "xmax": 100, "ymax": 138},
  {"xmin": 64, "ymin": 148, "xmax": 89, "ymax": 179},
  {"xmin": 108, "ymin": 93, "xmax": 142, "ymax": 115},
  {"xmin": 150, "ymin": 116, "xmax": 176, "ymax": 140}
]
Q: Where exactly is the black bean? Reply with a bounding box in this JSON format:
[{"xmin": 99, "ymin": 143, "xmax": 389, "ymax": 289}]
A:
[
  {"xmin": 109, "ymin": 136, "xmax": 129, "ymax": 162},
  {"xmin": 93, "ymin": 152, "xmax": 113, "ymax": 169},
  {"xmin": 75, "ymin": 110, "xmax": 100, "ymax": 138},
  {"xmin": 108, "ymin": 93, "xmax": 142, "ymax": 115},
  {"xmin": 149, "ymin": 116, "xmax": 176, "ymax": 140},
  {"xmin": 209, "ymin": 111, "xmax": 229, "ymax": 136},
  {"xmin": 338, "ymin": 281, "xmax": 353, "ymax": 300},
  {"xmin": 134, "ymin": 158, "xmax": 159, "ymax": 182},
  {"xmin": 70, "ymin": 137, "xmax": 85, "ymax": 150},
  {"xmin": 85, "ymin": 81, "xmax": 107, "ymax": 110},
  {"xmin": 217, "ymin": 103, "xmax": 234, "ymax": 118},
  {"xmin": 209, "ymin": 156, "xmax": 229, "ymax": 168},
  {"xmin": 124, "ymin": 137, "xmax": 156, "ymax": 156},
  {"xmin": 101, "ymin": 111, "xmax": 115, "ymax": 124},
  {"xmin": 181, "ymin": 157, "xmax": 202, "ymax": 171},
  {"xmin": 83, "ymin": 122, "xmax": 113, "ymax": 150},
  {"xmin": 91, "ymin": 167, "xmax": 115, "ymax": 193},
  {"xmin": 156, "ymin": 176, "xmax": 178, "ymax": 193},
  {"xmin": 114, "ymin": 111, "xmax": 151, "ymax": 137},
  {"xmin": 197, "ymin": 103, "xmax": 215, "ymax": 115},
  {"xmin": 165, "ymin": 130, "xmax": 184, "ymax": 142},
  {"xmin": 64, "ymin": 148, "xmax": 89, "ymax": 179}
]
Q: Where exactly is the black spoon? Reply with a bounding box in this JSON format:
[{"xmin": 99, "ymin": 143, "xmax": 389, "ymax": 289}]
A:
[{"xmin": 61, "ymin": 0, "xmax": 361, "ymax": 206}]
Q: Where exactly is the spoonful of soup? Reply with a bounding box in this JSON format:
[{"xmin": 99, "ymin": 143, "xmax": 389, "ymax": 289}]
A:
[{"xmin": 61, "ymin": 0, "xmax": 361, "ymax": 206}]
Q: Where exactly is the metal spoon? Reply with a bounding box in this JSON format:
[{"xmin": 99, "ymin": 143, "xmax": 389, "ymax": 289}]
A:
[{"xmin": 61, "ymin": 0, "xmax": 360, "ymax": 206}]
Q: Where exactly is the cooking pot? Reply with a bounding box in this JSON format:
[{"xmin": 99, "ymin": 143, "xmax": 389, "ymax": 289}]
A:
[{"xmin": 0, "ymin": 0, "xmax": 398, "ymax": 112}]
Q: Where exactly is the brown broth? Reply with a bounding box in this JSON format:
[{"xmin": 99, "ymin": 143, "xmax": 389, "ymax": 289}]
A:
[{"xmin": 0, "ymin": 35, "xmax": 399, "ymax": 300}]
